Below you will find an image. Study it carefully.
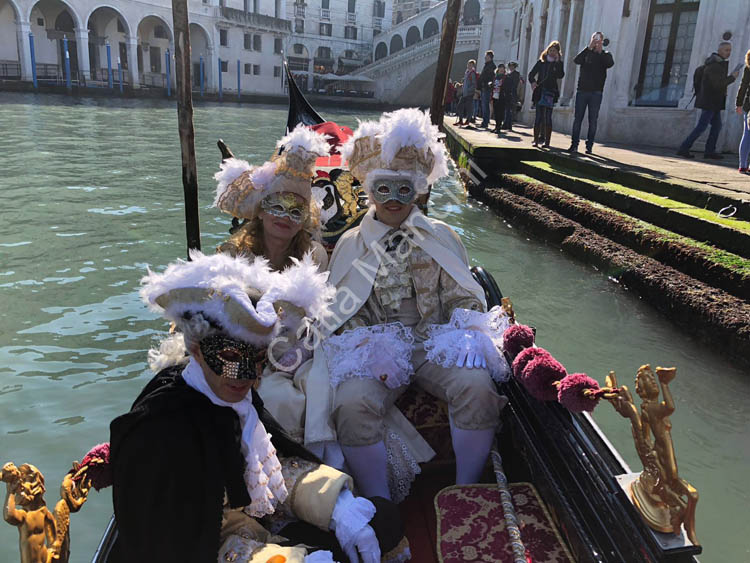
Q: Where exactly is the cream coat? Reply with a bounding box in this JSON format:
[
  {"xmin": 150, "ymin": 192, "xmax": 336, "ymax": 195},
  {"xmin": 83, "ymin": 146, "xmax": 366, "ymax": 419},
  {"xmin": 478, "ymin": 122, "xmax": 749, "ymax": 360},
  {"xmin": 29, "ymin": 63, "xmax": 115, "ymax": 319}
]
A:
[{"xmin": 303, "ymin": 206, "xmax": 486, "ymax": 457}]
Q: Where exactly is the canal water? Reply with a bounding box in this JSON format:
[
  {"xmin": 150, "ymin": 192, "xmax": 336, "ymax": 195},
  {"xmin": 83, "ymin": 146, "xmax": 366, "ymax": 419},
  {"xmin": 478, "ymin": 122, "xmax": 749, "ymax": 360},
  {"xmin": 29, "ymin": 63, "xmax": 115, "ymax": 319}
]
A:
[{"xmin": 0, "ymin": 92, "xmax": 747, "ymax": 562}]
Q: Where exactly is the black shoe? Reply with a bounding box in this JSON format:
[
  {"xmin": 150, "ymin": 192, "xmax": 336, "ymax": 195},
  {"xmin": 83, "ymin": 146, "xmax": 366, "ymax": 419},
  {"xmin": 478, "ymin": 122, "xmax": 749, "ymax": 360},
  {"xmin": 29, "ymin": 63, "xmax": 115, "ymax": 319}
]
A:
[
  {"xmin": 704, "ymin": 153, "xmax": 724, "ymax": 160},
  {"xmin": 542, "ymin": 143, "xmax": 551, "ymax": 149},
  {"xmin": 585, "ymin": 146, "xmax": 593, "ymax": 154},
  {"xmin": 676, "ymin": 150, "xmax": 695, "ymax": 159},
  {"xmin": 566, "ymin": 144, "xmax": 578, "ymax": 153}
]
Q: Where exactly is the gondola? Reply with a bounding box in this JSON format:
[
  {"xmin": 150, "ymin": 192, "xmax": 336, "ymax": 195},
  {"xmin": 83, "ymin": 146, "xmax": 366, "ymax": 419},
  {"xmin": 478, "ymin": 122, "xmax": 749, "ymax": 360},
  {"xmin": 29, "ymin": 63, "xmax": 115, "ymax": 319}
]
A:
[{"xmin": 5, "ymin": 63, "xmax": 701, "ymax": 563}]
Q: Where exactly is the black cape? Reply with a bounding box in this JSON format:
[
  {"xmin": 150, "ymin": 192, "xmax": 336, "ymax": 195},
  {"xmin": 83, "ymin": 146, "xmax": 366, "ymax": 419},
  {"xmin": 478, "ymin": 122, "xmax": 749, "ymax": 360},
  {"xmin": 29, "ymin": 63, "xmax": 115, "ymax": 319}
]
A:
[{"xmin": 108, "ymin": 365, "xmax": 320, "ymax": 562}]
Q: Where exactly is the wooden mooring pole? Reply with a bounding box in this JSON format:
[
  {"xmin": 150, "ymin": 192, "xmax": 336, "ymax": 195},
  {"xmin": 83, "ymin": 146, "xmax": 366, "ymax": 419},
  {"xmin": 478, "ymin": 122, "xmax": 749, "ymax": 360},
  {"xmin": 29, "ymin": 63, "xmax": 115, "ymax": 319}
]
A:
[
  {"xmin": 430, "ymin": 0, "xmax": 462, "ymax": 127},
  {"xmin": 171, "ymin": 0, "xmax": 202, "ymax": 256}
]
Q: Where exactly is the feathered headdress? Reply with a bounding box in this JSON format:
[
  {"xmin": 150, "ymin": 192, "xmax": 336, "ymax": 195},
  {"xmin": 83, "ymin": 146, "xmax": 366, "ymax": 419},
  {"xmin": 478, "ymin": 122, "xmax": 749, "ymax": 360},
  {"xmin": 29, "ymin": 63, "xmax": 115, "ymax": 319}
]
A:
[
  {"xmin": 213, "ymin": 124, "xmax": 331, "ymax": 221},
  {"xmin": 341, "ymin": 108, "xmax": 449, "ymax": 197},
  {"xmin": 140, "ymin": 250, "xmax": 335, "ymax": 348}
]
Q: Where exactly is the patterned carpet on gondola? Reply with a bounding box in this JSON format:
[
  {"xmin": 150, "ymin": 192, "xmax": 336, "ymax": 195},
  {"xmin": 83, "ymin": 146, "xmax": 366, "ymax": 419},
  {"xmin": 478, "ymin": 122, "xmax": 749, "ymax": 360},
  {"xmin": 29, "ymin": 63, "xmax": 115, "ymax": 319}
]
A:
[{"xmin": 435, "ymin": 483, "xmax": 574, "ymax": 562}]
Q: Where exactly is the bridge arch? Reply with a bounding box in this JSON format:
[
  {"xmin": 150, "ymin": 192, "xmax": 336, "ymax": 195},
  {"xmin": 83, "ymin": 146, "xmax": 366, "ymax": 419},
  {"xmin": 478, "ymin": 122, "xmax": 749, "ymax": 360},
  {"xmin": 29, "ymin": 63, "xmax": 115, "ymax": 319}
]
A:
[
  {"xmin": 375, "ymin": 41, "xmax": 387, "ymax": 61},
  {"xmin": 423, "ymin": 17, "xmax": 439, "ymax": 39},
  {"xmin": 390, "ymin": 34, "xmax": 403, "ymax": 54},
  {"xmin": 405, "ymin": 26, "xmax": 420, "ymax": 47},
  {"xmin": 462, "ymin": 0, "xmax": 480, "ymax": 25}
]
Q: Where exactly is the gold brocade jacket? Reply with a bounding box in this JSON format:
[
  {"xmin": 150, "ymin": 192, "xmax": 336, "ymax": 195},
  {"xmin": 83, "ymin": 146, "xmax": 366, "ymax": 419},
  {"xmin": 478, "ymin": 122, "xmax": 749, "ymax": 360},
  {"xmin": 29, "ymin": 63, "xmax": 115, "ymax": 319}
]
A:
[{"xmin": 342, "ymin": 243, "xmax": 485, "ymax": 341}]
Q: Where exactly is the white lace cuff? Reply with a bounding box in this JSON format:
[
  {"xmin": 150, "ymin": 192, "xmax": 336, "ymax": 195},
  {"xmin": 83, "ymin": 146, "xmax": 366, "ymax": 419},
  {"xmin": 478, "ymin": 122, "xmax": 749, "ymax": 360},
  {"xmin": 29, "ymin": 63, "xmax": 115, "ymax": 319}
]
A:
[
  {"xmin": 329, "ymin": 489, "xmax": 376, "ymax": 550},
  {"xmin": 323, "ymin": 323, "xmax": 414, "ymax": 389},
  {"xmin": 424, "ymin": 306, "xmax": 511, "ymax": 383}
]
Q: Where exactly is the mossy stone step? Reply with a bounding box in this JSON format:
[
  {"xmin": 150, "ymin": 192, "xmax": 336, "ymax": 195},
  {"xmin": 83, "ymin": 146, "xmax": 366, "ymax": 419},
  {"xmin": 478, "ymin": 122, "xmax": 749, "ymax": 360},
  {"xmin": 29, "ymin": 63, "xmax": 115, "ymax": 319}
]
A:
[{"xmin": 518, "ymin": 160, "xmax": 750, "ymax": 259}]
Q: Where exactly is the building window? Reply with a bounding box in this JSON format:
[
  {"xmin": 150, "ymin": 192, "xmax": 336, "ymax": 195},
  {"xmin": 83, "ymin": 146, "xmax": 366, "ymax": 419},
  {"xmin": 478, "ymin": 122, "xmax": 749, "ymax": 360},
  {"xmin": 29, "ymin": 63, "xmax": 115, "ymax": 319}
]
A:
[
  {"xmin": 274, "ymin": 66, "xmax": 281, "ymax": 77},
  {"xmin": 274, "ymin": 38, "xmax": 282, "ymax": 54},
  {"xmin": 220, "ymin": 60, "xmax": 228, "ymax": 72},
  {"xmin": 319, "ymin": 23, "xmax": 332, "ymax": 36},
  {"xmin": 293, "ymin": 44, "xmax": 304, "ymax": 55},
  {"xmin": 295, "ymin": 19, "xmax": 304, "ymax": 33},
  {"xmin": 220, "ymin": 29, "xmax": 228, "ymax": 47},
  {"xmin": 319, "ymin": 46, "xmax": 331, "ymax": 58},
  {"xmin": 636, "ymin": 0, "xmax": 700, "ymax": 107},
  {"xmin": 244, "ymin": 63, "xmax": 252, "ymax": 74},
  {"xmin": 118, "ymin": 42, "xmax": 128, "ymax": 69},
  {"xmin": 37, "ymin": 17, "xmax": 44, "ymax": 26},
  {"xmin": 373, "ymin": 0, "xmax": 385, "ymax": 17},
  {"xmin": 154, "ymin": 25, "xmax": 168, "ymax": 39},
  {"xmin": 345, "ymin": 25, "xmax": 357, "ymax": 40},
  {"xmin": 253, "ymin": 64, "xmax": 261, "ymax": 75},
  {"xmin": 244, "ymin": 33, "xmax": 252, "ymax": 49},
  {"xmin": 322, "ymin": 0, "xmax": 329, "ymax": 8},
  {"xmin": 253, "ymin": 35, "xmax": 262, "ymax": 51},
  {"xmin": 348, "ymin": 0, "xmax": 355, "ymax": 12}
]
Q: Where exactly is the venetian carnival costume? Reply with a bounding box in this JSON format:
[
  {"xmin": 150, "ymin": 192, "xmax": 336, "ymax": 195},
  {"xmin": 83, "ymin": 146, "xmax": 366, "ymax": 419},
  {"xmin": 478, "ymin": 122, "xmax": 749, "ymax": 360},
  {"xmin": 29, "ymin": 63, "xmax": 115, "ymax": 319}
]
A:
[
  {"xmin": 212, "ymin": 125, "xmax": 332, "ymax": 443},
  {"xmin": 213, "ymin": 124, "xmax": 331, "ymax": 271},
  {"xmin": 109, "ymin": 251, "xmax": 409, "ymax": 563},
  {"xmin": 303, "ymin": 109, "xmax": 510, "ymax": 501}
]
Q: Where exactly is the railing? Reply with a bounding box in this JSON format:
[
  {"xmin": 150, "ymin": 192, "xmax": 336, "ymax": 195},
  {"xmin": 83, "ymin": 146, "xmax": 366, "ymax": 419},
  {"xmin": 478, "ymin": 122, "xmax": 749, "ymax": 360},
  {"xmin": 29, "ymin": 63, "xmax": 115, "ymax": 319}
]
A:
[
  {"xmin": 140, "ymin": 72, "xmax": 168, "ymax": 88},
  {"xmin": 373, "ymin": 16, "xmax": 383, "ymax": 30},
  {"xmin": 346, "ymin": 12, "xmax": 356, "ymax": 24},
  {"xmin": 219, "ymin": 6, "xmax": 292, "ymax": 33},
  {"xmin": 358, "ymin": 25, "xmax": 481, "ymax": 75},
  {"xmin": 320, "ymin": 8, "xmax": 330, "ymax": 20},
  {"xmin": 0, "ymin": 62, "xmax": 21, "ymax": 79}
]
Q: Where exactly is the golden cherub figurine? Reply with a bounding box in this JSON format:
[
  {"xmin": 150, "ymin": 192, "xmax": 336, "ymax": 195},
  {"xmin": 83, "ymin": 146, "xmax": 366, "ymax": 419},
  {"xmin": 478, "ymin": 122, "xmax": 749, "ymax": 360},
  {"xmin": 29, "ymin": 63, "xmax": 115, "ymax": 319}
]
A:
[
  {"xmin": 501, "ymin": 297, "xmax": 516, "ymax": 325},
  {"xmin": 606, "ymin": 365, "xmax": 699, "ymax": 545},
  {"xmin": 2, "ymin": 463, "xmax": 55, "ymax": 563},
  {"xmin": 2, "ymin": 461, "xmax": 93, "ymax": 563}
]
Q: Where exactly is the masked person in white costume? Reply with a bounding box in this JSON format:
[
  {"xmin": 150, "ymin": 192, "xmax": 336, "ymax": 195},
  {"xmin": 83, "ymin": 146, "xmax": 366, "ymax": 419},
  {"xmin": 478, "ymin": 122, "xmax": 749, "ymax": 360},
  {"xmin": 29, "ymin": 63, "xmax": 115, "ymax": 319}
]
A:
[
  {"xmin": 109, "ymin": 251, "xmax": 410, "ymax": 562},
  {"xmin": 303, "ymin": 108, "xmax": 510, "ymax": 501},
  {"xmin": 212, "ymin": 125, "xmax": 332, "ymax": 444}
]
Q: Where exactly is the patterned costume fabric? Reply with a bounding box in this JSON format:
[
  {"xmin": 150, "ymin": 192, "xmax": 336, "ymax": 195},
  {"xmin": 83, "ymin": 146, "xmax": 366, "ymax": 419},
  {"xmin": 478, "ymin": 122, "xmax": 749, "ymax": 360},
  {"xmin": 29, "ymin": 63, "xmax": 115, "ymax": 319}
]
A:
[{"xmin": 435, "ymin": 483, "xmax": 574, "ymax": 563}]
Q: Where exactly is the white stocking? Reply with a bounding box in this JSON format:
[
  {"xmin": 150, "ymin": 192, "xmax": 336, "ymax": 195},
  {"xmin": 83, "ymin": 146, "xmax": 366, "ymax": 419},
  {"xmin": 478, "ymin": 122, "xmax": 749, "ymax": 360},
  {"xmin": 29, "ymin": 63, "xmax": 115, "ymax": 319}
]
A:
[
  {"xmin": 341, "ymin": 442, "xmax": 392, "ymax": 500},
  {"xmin": 450, "ymin": 419, "xmax": 495, "ymax": 484}
]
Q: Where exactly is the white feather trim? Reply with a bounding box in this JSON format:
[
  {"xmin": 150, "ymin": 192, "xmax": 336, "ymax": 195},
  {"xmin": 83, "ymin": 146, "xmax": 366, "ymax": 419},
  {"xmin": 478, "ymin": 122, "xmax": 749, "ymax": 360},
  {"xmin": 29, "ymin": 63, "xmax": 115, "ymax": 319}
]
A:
[
  {"xmin": 147, "ymin": 332, "xmax": 189, "ymax": 372},
  {"xmin": 276, "ymin": 123, "xmax": 332, "ymax": 157},
  {"xmin": 249, "ymin": 160, "xmax": 279, "ymax": 193},
  {"xmin": 272, "ymin": 251, "xmax": 336, "ymax": 320},
  {"xmin": 213, "ymin": 158, "xmax": 253, "ymax": 207},
  {"xmin": 379, "ymin": 108, "xmax": 448, "ymax": 184}
]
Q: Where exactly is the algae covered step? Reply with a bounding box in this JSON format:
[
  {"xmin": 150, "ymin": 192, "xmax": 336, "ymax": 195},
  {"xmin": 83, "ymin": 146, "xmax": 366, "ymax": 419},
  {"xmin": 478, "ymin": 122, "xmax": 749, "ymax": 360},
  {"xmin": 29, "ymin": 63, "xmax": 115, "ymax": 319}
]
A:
[{"xmin": 518, "ymin": 160, "xmax": 750, "ymax": 259}]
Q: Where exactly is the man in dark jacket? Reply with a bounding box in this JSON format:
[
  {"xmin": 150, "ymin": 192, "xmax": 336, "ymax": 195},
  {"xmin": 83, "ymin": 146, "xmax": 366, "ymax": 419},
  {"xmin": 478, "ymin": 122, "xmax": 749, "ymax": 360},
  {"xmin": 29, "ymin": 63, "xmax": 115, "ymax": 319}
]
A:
[
  {"xmin": 502, "ymin": 61, "xmax": 521, "ymax": 130},
  {"xmin": 568, "ymin": 32, "xmax": 614, "ymax": 154},
  {"xmin": 479, "ymin": 50, "xmax": 497, "ymax": 129},
  {"xmin": 677, "ymin": 41, "xmax": 740, "ymax": 159}
]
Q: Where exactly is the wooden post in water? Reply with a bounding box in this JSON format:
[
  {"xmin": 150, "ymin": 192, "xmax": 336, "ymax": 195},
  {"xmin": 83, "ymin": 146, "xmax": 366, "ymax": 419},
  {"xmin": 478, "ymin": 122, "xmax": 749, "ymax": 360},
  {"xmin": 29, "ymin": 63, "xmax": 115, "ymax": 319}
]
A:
[
  {"xmin": 171, "ymin": 0, "xmax": 201, "ymax": 255},
  {"xmin": 430, "ymin": 0, "xmax": 462, "ymax": 127}
]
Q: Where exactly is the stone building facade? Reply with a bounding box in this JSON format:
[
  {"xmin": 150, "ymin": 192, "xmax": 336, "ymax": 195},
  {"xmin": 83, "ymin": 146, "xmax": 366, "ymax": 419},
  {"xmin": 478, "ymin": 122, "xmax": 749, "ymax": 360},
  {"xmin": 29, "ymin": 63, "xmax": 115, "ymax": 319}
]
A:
[{"xmin": 479, "ymin": 0, "xmax": 750, "ymax": 152}]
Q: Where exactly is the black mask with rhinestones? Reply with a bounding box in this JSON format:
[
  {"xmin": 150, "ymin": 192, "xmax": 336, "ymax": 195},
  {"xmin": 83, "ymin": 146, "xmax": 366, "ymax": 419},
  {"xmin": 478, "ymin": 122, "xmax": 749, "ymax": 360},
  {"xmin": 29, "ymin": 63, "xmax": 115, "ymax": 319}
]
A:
[{"xmin": 199, "ymin": 335, "xmax": 266, "ymax": 380}]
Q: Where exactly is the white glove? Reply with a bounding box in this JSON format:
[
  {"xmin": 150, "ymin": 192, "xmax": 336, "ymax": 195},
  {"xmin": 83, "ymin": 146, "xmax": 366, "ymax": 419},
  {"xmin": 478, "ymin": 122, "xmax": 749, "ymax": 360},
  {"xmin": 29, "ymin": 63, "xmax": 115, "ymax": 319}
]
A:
[
  {"xmin": 330, "ymin": 489, "xmax": 380, "ymax": 563},
  {"xmin": 345, "ymin": 525, "xmax": 380, "ymax": 563},
  {"xmin": 455, "ymin": 332, "xmax": 487, "ymax": 369}
]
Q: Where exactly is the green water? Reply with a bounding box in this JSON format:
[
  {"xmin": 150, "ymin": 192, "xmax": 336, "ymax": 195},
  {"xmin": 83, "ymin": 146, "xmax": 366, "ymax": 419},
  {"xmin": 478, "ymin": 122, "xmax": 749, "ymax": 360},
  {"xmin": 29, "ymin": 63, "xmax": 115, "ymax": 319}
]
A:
[{"xmin": 0, "ymin": 92, "xmax": 748, "ymax": 562}]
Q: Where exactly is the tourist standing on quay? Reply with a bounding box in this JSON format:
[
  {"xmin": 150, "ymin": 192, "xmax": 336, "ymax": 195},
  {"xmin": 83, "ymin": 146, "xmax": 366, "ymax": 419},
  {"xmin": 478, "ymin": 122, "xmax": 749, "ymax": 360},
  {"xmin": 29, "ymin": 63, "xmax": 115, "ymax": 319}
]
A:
[
  {"xmin": 568, "ymin": 32, "xmax": 615, "ymax": 155},
  {"xmin": 455, "ymin": 59, "xmax": 478, "ymax": 126},
  {"xmin": 677, "ymin": 41, "xmax": 739, "ymax": 160},
  {"xmin": 479, "ymin": 50, "xmax": 497, "ymax": 129},
  {"xmin": 529, "ymin": 41, "xmax": 565, "ymax": 148},
  {"xmin": 736, "ymin": 48, "xmax": 750, "ymax": 174},
  {"xmin": 502, "ymin": 62, "xmax": 521, "ymax": 131},
  {"xmin": 492, "ymin": 64, "xmax": 507, "ymax": 135}
]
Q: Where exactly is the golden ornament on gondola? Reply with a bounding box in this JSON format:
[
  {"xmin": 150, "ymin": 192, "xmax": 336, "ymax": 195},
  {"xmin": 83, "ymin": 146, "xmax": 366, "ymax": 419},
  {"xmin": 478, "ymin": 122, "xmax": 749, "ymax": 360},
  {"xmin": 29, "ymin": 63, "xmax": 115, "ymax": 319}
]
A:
[{"xmin": 605, "ymin": 365, "xmax": 699, "ymax": 545}]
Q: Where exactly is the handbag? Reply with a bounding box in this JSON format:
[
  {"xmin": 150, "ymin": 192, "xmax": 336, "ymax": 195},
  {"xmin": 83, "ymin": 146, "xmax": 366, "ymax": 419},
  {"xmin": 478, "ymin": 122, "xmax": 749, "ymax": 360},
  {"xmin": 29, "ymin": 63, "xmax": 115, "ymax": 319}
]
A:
[{"xmin": 537, "ymin": 88, "xmax": 555, "ymax": 108}]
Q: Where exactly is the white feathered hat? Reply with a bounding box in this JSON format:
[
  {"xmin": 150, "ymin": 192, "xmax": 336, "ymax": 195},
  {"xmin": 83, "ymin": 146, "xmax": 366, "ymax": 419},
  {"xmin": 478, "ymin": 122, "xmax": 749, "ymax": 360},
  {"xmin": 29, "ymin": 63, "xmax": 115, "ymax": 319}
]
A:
[
  {"xmin": 140, "ymin": 250, "xmax": 335, "ymax": 347},
  {"xmin": 213, "ymin": 125, "xmax": 331, "ymax": 221},
  {"xmin": 341, "ymin": 108, "xmax": 449, "ymax": 197}
]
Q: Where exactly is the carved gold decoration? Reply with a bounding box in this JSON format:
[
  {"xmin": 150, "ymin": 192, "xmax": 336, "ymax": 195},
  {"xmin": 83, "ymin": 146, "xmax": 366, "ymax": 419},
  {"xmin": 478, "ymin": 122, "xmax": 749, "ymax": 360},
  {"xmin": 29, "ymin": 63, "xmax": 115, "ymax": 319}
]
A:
[
  {"xmin": 501, "ymin": 297, "xmax": 515, "ymax": 325},
  {"xmin": 2, "ymin": 461, "xmax": 92, "ymax": 563},
  {"xmin": 605, "ymin": 365, "xmax": 699, "ymax": 545}
]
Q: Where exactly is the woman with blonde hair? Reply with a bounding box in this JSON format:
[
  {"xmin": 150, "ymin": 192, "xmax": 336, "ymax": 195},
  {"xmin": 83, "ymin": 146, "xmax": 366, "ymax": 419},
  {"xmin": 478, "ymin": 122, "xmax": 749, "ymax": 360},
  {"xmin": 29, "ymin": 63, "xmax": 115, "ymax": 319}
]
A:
[
  {"xmin": 736, "ymin": 48, "xmax": 750, "ymax": 174},
  {"xmin": 528, "ymin": 40, "xmax": 565, "ymax": 148}
]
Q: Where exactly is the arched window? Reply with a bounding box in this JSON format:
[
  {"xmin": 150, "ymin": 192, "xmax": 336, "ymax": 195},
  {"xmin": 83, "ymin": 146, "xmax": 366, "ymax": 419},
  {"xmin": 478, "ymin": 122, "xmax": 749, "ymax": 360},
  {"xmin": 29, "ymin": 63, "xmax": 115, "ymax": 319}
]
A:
[
  {"xmin": 423, "ymin": 18, "xmax": 439, "ymax": 39},
  {"xmin": 462, "ymin": 0, "xmax": 480, "ymax": 25},
  {"xmin": 406, "ymin": 26, "xmax": 420, "ymax": 47}
]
